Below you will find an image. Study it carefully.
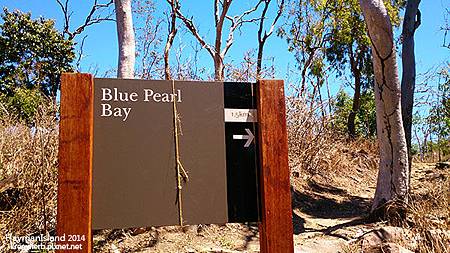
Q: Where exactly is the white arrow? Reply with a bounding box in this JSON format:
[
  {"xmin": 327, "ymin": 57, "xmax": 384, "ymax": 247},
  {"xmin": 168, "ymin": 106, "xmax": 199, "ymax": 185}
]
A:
[{"xmin": 233, "ymin": 128, "xmax": 255, "ymax": 147}]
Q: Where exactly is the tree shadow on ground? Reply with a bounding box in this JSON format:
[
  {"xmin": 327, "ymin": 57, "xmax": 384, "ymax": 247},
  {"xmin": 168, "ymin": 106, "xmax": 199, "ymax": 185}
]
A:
[
  {"xmin": 291, "ymin": 180, "xmax": 372, "ymax": 234},
  {"xmin": 292, "ymin": 210, "xmax": 306, "ymax": 235},
  {"xmin": 241, "ymin": 223, "xmax": 259, "ymax": 250}
]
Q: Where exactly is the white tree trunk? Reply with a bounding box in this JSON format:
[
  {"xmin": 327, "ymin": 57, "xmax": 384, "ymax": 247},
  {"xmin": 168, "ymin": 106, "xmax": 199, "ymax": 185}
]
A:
[
  {"xmin": 359, "ymin": 0, "xmax": 410, "ymax": 211},
  {"xmin": 115, "ymin": 0, "xmax": 135, "ymax": 78}
]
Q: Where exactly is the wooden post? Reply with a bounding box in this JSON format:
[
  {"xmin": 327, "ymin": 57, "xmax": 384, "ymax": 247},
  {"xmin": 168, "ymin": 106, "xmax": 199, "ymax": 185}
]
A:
[
  {"xmin": 257, "ymin": 80, "xmax": 294, "ymax": 253},
  {"xmin": 57, "ymin": 73, "xmax": 93, "ymax": 253}
]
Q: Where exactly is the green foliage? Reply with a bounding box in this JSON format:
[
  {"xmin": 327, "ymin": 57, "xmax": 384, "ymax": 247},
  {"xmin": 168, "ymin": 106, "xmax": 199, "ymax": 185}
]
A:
[
  {"xmin": 332, "ymin": 90, "xmax": 352, "ymax": 134},
  {"xmin": 413, "ymin": 64, "xmax": 450, "ymax": 159},
  {"xmin": 0, "ymin": 8, "xmax": 74, "ymax": 98},
  {"xmin": 278, "ymin": 0, "xmax": 329, "ymax": 83},
  {"xmin": 0, "ymin": 87, "xmax": 42, "ymax": 123},
  {"xmin": 324, "ymin": 0, "xmax": 404, "ymax": 86},
  {"xmin": 282, "ymin": 0, "xmax": 404, "ymax": 85},
  {"xmin": 410, "ymin": 143, "xmax": 419, "ymax": 156},
  {"xmin": 428, "ymin": 65, "xmax": 450, "ymax": 143},
  {"xmin": 281, "ymin": 0, "xmax": 404, "ymax": 137},
  {"xmin": 332, "ymin": 89, "xmax": 376, "ymax": 138},
  {"xmin": 358, "ymin": 89, "xmax": 377, "ymax": 137}
]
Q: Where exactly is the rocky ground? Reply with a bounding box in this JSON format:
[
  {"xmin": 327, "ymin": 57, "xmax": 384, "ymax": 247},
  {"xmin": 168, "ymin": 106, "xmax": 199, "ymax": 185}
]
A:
[{"xmin": 93, "ymin": 162, "xmax": 449, "ymax": 253}]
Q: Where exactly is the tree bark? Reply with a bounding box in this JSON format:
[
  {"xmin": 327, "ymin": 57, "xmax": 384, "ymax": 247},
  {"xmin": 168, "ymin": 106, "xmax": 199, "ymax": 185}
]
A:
[
  {"xmin": 164, "ymin": 0, "xmax": 179, "ymax": 80},
  {"xmin": 115, "ymin": 0, "xmax": 136, "ymax": 78},
  {"xmin": 359, "ymin": 0, "xmax": 410, "ymax": 212},
  {"xmin": 214, "ymin": 56, "xmax": 224, "ymax": 81},
  {"xmin": 348, "ymin": 60, "xmax": 362, "ymax": 138},
  {"xmin": 257, "ymin": 0, "xmax": 284, "ymax": 79},
  {"xmin": 401, "ymin": 0, "xmax": 421, "ymax": 174}
]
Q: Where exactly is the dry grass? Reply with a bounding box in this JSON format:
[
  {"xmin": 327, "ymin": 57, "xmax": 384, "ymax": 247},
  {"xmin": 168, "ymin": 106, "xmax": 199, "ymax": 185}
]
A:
[
  {"xmin": 0, "ymin": 99, "xmax": 448, "ymax": 253},
  {"xmin": 0, "ymin": 103, "xmax": 59, "ymax": 249},
  {"xmin": 286, "ymin": 97, "xmax": 379, "ymax": 191},
  {"xmin": 403, "ymin": 163, "xmax": 450, "ymax": 253}
]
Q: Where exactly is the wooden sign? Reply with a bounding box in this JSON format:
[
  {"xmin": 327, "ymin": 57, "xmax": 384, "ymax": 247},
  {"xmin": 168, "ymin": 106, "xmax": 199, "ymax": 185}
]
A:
[
  {"xmin": 92, "ymin": 79, "xmax": 260, "ymax": 229},
  {"xmin": 57, "ymin": 74, "xmax": 293, "ymax": 253}
]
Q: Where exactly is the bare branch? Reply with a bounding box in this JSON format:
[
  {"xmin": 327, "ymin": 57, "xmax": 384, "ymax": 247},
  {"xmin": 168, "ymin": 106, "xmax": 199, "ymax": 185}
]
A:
[
  {"xmin": 56, "ymin": 0, "xmax": 72, "ymax": 38},
  {"xmin": 227, "ymin": 0, "xmax": 263, "ymax": 26},
  {"xmin": 175, "ymin": 7, "xmax": 216, "ymax": 57},
  {"xmin": 56, "ymin": 0, "xmax": 114, "ymax": 40},
  {"xmin": 214, "ymin": 0, "xmax": 220, "ymax": 25},
  {"xmin": 75, "ymin": 35, "xmax": 88, "ymax": 71},
  {"xmin": 222, "ymin": 1, "xmax": 264, "ymax": 56},
  {"xmin": 257, "ymin": 0, "xmax": 285, "ymax": 77},
  {"xmin": 264, "ymin": 0, "xmax": 284, "ymax": 42},
  {"xmin": 177, "ymin": 0, "xmax": 262, "ymax": 80}
]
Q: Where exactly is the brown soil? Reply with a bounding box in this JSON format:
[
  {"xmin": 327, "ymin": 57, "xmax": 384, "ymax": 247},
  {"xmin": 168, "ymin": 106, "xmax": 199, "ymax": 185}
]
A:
[{"xmin": 92, "ymin": 162, "xmax": 448, "ymax": 253}]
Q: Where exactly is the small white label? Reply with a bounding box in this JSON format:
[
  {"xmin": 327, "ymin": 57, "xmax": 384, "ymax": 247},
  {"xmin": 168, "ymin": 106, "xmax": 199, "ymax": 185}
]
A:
[{"xmin": 224, "ymin": 109, "xmax": 257, "ymax": 122}]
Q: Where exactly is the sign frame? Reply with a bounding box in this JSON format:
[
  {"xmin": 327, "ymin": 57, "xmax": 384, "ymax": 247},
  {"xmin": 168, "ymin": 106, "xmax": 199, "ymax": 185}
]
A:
[{"xmin": 56, "ymin": 73, "xmax": 293, "ymax": 253}]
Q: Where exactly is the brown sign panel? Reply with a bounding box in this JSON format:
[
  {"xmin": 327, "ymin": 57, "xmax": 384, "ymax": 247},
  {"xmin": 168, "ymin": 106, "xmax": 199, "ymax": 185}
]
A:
[{"xmin": 92, "ymin": 79, "xmax": 228, "ymax": 229}]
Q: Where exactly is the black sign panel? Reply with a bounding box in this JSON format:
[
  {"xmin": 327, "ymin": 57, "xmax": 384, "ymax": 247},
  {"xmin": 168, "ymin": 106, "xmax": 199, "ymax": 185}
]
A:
[{"xmin": 224, "ymin": 82, "xmax": 260, "ymax": 223}]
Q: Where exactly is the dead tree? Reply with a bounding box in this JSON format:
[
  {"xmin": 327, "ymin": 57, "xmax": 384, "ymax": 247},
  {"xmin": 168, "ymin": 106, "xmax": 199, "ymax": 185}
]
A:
[
  {"xmin": 133, "ymin": 0, "xmax": 164, "ymax": 79},
  {"xmin": 56, "ymin": 0, "xmax": 114, "ymax": 40},
  {"xmin": 257, "ymin": 0, "xmax": 284, "ymax": 78},
  {"xmin": 164, "ymin": 0, "xmax": 180, "ymax": 80},
  {"xmin": 176, "ymin": 0, "xmax": 262, "ymax": 81},
  {"xmin": 56, "ymin": 0, "xmax": 114, "ymax": 70}
]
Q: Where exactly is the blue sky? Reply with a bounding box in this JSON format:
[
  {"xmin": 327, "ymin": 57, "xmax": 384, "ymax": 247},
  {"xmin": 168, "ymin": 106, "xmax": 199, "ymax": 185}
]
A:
[{"xmin": 1, "ymin": 0, "xmax": 449, "ymax": 93}]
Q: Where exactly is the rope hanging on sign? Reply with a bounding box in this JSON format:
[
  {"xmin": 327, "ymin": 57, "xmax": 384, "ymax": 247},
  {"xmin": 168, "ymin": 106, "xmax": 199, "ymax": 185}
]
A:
[{"xmin": 172, "ymin": 80, "xmax": 189, "ymax": 226}]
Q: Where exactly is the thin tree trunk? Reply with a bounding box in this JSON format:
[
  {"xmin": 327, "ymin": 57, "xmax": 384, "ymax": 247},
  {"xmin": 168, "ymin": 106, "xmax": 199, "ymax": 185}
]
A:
[
  {"xmin": 115, "ymin": 0, "xmax": 135, "ymax": 78},
  {"xmin": 213, "ymin": 0, "xmax": 230, "ymax": 81},
  {"xmin": 256, "ymin": 0, "xmax": 284, "ymax": 79},
  {"xmin": 300, "ymin": 52, "xmax": 315, "ymax": 97},
  {"xmin": 326, "ymin": 75, "xmax": 333, "ymax": 124},
  {"xmin": 176, "ymin": 0, "xmax": 262, "ymax": 81},
  {"xmin": 164, "ymin": 0, "xmax": 179, "ymax": 80},
  {"xmin": 348, "ymin": 67, "xmax": 362, "ymax": 138},
  {"xmin": 214, "ymin": 56, "xmax": 224, "ymax": 81},
  {"xmin": 401, "ymin": 0, "xmax": 421, "ymax": 177},
  {"xmin": 360, "ymin": 0, "xmax": 410, "ymax": 213},
  {"xmin": 257, "ymin": 45, "xmax": 264, "ymax": 79},
  {"xmin": 317, "ymin": 76, "xmax": 326, "ymax": 124}
]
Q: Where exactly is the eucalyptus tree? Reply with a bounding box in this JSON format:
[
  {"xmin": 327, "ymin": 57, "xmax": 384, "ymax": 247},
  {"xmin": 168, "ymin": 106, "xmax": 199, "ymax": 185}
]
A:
[
  {"xmin": 279, "ymin": 0, "xmax": 329, "ymax": 98},
  {"xmin": 115, "ymin": 0, "xmax": 136, "ymax": 78},
  {"xmin": 427, "ymin": 67, "xmax": 450, "ymax": 161},
  {"xmin": 401, "ymin": 0, "xmax": 421, "ymax": 173},
  {"xmin": 283, "ymin": 0, "xmax": 404, "ymax": 137},
  {"xmin": 325, "ymin": 0, "xmax": 375, "ymax": 138},
  {"xmin": 360, "ymin": 0, "xmax": 409, "ymax": 213}
]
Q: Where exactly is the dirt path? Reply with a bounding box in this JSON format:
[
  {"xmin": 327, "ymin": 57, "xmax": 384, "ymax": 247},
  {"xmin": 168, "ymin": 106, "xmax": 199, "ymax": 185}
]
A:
[
  {"xmin": 291, "ymin": 175, "xmax": 376, "ymax": 252},
  {"xmin": 93, "ymin": 162, "xmax": 448, "ymax": 252},
  {"xmin": 292, "ymin": 162, "xmax": 449, "ymax": 252}
]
